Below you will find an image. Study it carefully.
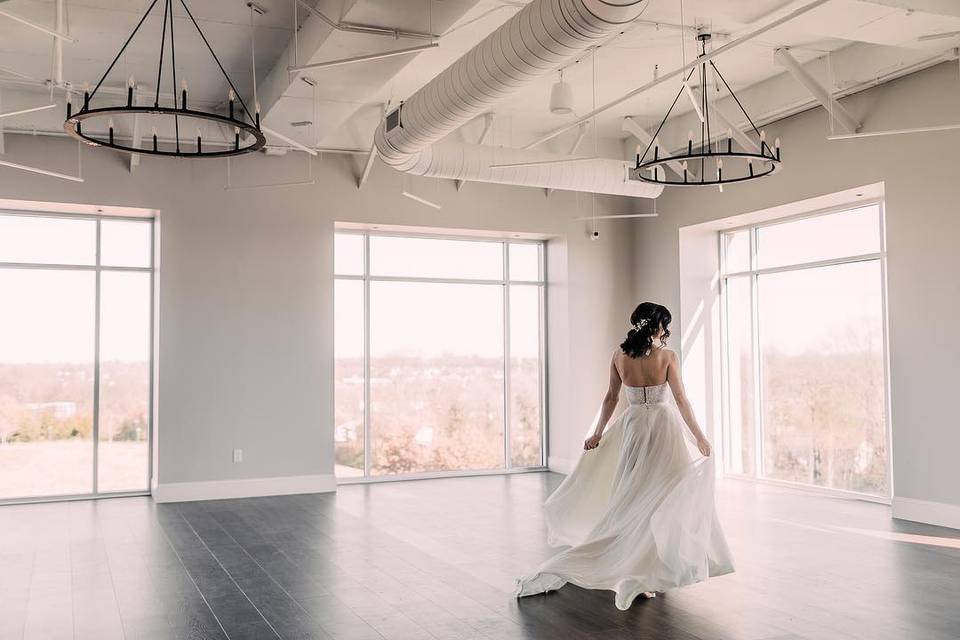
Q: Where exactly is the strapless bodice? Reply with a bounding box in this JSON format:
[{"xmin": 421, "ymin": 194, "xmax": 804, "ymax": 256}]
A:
[{"xmin": 624, "ymin": 382, "xmax": 670, "ymax": 405}]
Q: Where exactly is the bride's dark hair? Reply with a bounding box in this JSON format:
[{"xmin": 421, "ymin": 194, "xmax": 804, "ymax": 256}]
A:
[{"xmin": 620, "ymin": 302, "xmax": 672, "ymax": 358}]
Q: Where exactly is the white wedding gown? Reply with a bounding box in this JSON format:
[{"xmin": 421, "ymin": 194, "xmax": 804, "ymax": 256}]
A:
[{"xmin": 515, "ymin": 382, "xmax": 734, "ymax": 610}]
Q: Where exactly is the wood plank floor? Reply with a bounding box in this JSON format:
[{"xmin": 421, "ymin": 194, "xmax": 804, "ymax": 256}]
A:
[{"xmin": 1, "ymin": 473, "xmax": 958, "ymax": 640}]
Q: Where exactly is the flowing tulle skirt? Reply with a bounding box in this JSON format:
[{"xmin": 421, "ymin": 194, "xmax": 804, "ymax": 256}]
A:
[{"xmin": 515, "ymin": 401, "xmax": 734, "ymax": 610}]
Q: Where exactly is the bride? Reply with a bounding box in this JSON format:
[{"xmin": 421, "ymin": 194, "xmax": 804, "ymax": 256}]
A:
[{"xmin": 515, "ymin": 302, "xmax": 734, "ymax": 610}]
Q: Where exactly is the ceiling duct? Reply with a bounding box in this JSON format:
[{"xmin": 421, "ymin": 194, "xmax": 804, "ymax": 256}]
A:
[{"xmin": 374, "ymin": 0, "xmax": 662, "ymax": 198}]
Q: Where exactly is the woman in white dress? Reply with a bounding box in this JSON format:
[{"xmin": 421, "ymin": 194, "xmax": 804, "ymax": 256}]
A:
[{"xmin": 515, "ymin": 302, "xmax": 734, "ymax": 610}]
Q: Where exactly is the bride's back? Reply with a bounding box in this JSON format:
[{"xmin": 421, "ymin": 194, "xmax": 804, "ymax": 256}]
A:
[{"xmin": 615, "ymin": 347, "xmax": 672, "ymax": 387}]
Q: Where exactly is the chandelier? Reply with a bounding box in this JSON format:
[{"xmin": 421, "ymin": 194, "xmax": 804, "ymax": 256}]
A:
[
  {"xmin": 633, "ymin": 33, "xmax": 781, "ymax": 187},
  {"xmin": 63, "ymin": 0, "xmax": 265, "ymax": 158}
]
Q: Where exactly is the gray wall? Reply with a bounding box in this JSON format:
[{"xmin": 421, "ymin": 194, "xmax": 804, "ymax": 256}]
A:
[
  {"xmin": 0, "ymin": 133, "xmax": 637, "ymax": 492},
  {"xmin": 632, "ymin": 61, "xmax": 960, "ymax": 523}
]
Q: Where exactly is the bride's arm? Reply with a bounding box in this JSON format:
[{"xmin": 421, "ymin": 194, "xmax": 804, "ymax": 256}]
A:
[
  {"xmin": 584, "ymin": 355, "xmax": 622, "ymax": 450},
  {"xmin": 666, "ymin": 350, "xmax": 712, "ymax": 457}
]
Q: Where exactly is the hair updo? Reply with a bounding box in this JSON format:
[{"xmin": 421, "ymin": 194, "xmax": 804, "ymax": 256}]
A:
[{"xmin": 620, "ymin": 302, "xmax": 672, "ymax": 358}]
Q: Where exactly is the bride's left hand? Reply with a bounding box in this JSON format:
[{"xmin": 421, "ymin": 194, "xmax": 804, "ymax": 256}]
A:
[
  {"xmin": 697, "ymin": 438, "xmax": 712, "ymax": 457},
  {"xmin": 584, "ymin": 434, "xmax": 602, "ymax": 450}
]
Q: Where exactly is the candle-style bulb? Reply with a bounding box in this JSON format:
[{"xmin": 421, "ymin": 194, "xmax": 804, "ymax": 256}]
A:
[
  {"xmin": 229, "ymin": 89, "xmax": 235, "ymax": 102},
  {"xmin": 181, "ymin": 78, "xmax": 188, "ymax": 92},
  {"xmin": 255, "ymin": 101, "xmax": 261, "ymax": 114},
  {"xmin": 760, "ymin": 130, "xmax": 766, "ymax": 142},
  {"xmin": 234, "ymin": 126, "xmax": 240, "ymax": 134},
  {"xmin": 681, "ymin": 160, "xmax": 687, "ymax": 170},
  {"xmin": 196, "ymin": 127, "xmax": 202, "ymax": 139},
  {"xmin": 152, "ymin": 126, "xmax": 157, "ymax": 136},
  {"xmin": 774, "ymin": 137, "xmax": 781, "ymax": 149},
  {"xmin": 128, "ymin": 75, "xmax": 135, "ymax": 89},
  {"xmin": 688, "ymin": 130, "xmax": 693, "ymax": 141},
  {"xmin": 717, "ymin": 158, "xmax": 723, "ymax": 169},
  {"xmin": 727, "ymin": 128, "xmax": 732, "ymax": 139},
  {"xmin": 108, "ymin": 118, "xmax": 114, "ymax": 130}
]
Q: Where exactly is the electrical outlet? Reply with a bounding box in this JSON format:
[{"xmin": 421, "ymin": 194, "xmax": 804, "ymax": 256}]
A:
[{"xmin": 233, "ymin": 448, "xmax": 243, "ymax": 463}]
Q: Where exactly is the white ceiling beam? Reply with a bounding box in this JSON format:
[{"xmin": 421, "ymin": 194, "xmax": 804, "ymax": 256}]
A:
[
  {"xmin": 0, "ymin": 8, "xmax": 77, "ymax": 42},
  {"xmin": 0, "ymin": 158, "xmax": 83, "ymax": 182},
  {"xmin": 0, "ymin": 103, "xmax": 56, "ymax": 119},
  {"xmin": 622, "ymin": 117, "xmax": 695, "ymax": 179},
  {"xmin": 774, "ymin": 48, "xmax": 861, "ymax": 134},
  {"xmin": 287, "ymin": 43, "xmax": 438, "ymax": 73},
  {"xmin": 53, "ymin": 0, "xmax": 65, "ymax": 86},
  {"xmin": 545, "ymin": 121, "xmax": 588, "ymax": 197},
  {"xmin": 686, "ymin": 84, "xmax": 761, "ymax": 153},
  {"xmin": 129, "ymin": 86, "xmax": 142, "ymax": 173},
  {"xmin": 357, "ymin": 104, "xmax": 387, "ymax": 189},
  {"xmin": 457, "ymin": 113, "xmax": 495, "ymax": 191},
  {"xmin": 0, "ymin": 90, "xmax": 4, "ymax": 155},
  {"xmin": 859, "ymin": 0, "xmax": 960, "ymax": 17}
]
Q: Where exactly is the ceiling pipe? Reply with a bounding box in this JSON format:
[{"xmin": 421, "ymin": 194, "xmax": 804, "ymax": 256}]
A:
[
  {"xmin": 374, "ymin": 0, "xmax": 662, "ymax": 198},
  {"xmin": 523, "ymin": 0, "xmax": 832, "ymax": 150}
]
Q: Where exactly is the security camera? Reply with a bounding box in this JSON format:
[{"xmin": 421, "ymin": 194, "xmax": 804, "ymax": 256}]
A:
[{"xmin": 590, "ymin": 229, "xmax": 601, "ymax": 241}]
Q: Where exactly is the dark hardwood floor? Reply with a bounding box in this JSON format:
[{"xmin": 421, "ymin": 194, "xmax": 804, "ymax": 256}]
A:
[{"xmin": 1, "ymin": 473, "xmax": 958, "ymax": 640}]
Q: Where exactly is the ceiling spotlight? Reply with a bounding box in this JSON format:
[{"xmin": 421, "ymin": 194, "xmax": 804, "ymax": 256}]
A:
[{"xmin": 549, "ymin": 69, "xmax": 574, "ymax": 115}]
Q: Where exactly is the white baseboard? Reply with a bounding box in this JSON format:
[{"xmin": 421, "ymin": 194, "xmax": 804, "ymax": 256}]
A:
[
  {"xmin": 153, "ymin": 473, "xmax": 336, "ymax": 503},
  {"xmin": 892, "ymin": 496, "xmax": 960, "ymax": 531},
  {"xmin": 547, "ymin": 456, "xmax": 576, "ymax": 475}
]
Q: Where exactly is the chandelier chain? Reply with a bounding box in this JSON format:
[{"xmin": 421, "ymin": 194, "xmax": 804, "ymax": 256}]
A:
[
  {"xmin": 155, "ymin": 0, "xmax": 168, "ymax": 108},
  {"xmin": 179, "ymin": 0, "xmax": 256, "ymax": 122},
  {"xmin": 90, "ymin": 0, "xmax": 161, "ymax": 102}
]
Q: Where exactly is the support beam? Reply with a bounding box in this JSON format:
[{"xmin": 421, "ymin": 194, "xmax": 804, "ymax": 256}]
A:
[
  {"xmin": 622, "ymin": 117, "xmax": 695, "ymax": 179},
  {"xmin": 0, "ymin": 8, "xmax": 77, "ymax": 42},
  {"xmin": 457, "ymin": 113, "xmax": 495, "ymax": 191},
  {"xmin": 53, "ymin": 0, "xmax": 64, "ymax": 86},
  {"xmin": 0, "ymin": 90, "xmax": 4, "ymax": 155},
  {"xmin": 129, "ymin": 86, "xmax": 142, "ymax": 173},
  {"xmin": 260, "ymin": 125, "xmax": 319, "ymax": 155},
  {"xmin": 686, "ymin": 84, "xmax": 761, "ymax": 153},
  {"xmin": 774, "ymin": 48, "xmax": 860, "ymax": 134},
  {"xmin": 358, "ymin": 103, "xmax": 387, "ymax": 189},
  {"xmin": 287, "ymin": 43, "xmax": 438, "ymax": 73},
  {"xmin": 545, "ymin": 121, "xmax": 588, "ymax": 197}
]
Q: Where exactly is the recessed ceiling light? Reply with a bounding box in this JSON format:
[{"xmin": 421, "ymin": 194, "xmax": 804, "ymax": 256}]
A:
[{"xmin": 855, "ymin": 192, "xmax": 863, "ymax": 197}]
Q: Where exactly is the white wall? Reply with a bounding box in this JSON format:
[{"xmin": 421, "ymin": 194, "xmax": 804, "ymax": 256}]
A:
[
  {"xmin": 0, "ymin": 132, "xmax": 637, "ymax": 500},
  {"xmin": 632, "ymin": 61, "xmax": 960, "ymax": 529}
]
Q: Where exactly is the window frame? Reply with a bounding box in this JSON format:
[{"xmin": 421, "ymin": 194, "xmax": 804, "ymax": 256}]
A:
[
  {"xmin": 0, "ymin": 208, "xmax": 155, "ymax": 505},
  {"xmin": 334, "ymin": 229, "xmax": 548, "ymax": 482},
  {"xmin": 718, "ymin": 199, "xmax": 893, "ymax": 501}
]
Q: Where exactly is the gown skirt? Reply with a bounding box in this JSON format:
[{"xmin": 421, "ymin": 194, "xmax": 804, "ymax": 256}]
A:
[{"xmin": 514, "ymin": 383, "xmax": 734, "ymax": 610}]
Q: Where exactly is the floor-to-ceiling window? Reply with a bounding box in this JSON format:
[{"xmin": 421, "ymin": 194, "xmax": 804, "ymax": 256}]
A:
[
  {"xmin": 334, "ymin": 231, "xmax": 546, "ymax": 479},
  {"xmin": 720, "ymin": 203, "xmax": 890, "ymax": 497},
  {"xmin": 0, "ymin": 211, "xmax": 153, "ymax": 502}
]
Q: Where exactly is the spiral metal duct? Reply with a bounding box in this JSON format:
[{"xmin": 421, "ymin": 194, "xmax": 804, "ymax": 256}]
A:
[{"xmin": 374, "ymin": 0, "xmax": 663, "ymax": 198}]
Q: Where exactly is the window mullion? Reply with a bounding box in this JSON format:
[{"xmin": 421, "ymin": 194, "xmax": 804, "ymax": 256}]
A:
[
  {"xmin": 362, "ymin": 234, "xmax": 372, "ymax": 478},
  {"xmin": 502, "ymin": 242, "xmax": 511, "ymax": 470},
  {"xmin": 750, "ymin": 228, "xmax": 764, "ymax": 478},
  {"xmin": 92, "ymin": 219, "xmax": 102, "ymax": 495}
]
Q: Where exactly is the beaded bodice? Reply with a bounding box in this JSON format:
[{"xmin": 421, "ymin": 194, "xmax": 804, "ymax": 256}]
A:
[{"xmin": 624, "ymin": 382, "xmax": 670, "ymax": 405}]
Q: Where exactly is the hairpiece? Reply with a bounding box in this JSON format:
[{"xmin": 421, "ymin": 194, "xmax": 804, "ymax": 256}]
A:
[{"xmin": 633, "ymin": 318, "xmax": 649, "ymax": 332}]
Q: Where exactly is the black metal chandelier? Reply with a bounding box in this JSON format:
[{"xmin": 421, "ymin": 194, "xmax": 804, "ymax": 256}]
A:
[
  {"xmin": 632, "ymin": 33, "xmax": 781, "ymax": 187},
  {"xmin": 64, "ymin": 0, "xmax": 265, "ymax": 158}
]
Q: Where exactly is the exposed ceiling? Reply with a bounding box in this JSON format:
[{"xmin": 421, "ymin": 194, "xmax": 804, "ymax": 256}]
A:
[{"xmin": 2, "ymin": 0, "xmax": 960, "ymax": 160}]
